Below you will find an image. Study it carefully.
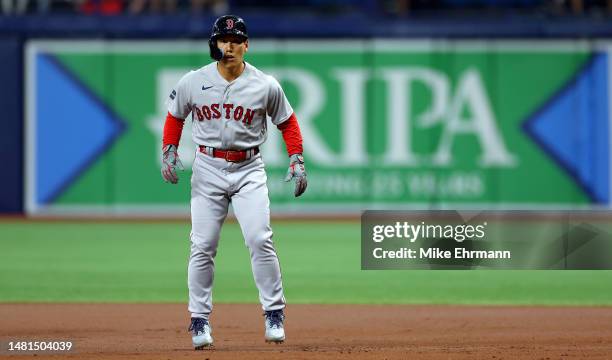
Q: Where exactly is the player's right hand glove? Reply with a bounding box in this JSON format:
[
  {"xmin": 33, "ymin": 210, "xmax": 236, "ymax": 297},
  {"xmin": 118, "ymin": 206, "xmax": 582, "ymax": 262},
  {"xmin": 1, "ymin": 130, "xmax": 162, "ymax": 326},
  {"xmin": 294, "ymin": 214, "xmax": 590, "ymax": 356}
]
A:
[
  {"xmin": 161, "ymin": 144, "xmax": 184, "ymax": 184},
  {"xmin": 284, "ymin": 154, "xmax": 307, "ymax": 197}
]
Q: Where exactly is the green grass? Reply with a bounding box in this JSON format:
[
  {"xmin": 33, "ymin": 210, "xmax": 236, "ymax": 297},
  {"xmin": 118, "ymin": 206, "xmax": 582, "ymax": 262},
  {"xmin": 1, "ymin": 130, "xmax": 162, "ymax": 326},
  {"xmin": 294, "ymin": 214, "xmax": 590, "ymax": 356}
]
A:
[{"xmin": 1, "ymin": 221, "xmax": 611, "ymax": 305}]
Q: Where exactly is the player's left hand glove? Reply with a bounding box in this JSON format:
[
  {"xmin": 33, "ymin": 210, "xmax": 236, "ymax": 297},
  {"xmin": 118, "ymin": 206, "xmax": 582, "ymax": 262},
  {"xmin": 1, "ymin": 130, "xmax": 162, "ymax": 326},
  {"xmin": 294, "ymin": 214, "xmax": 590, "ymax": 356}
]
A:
[
  {"xmin": 284, "ymin": 154, "xmax": 307, "ymax": 197},
  {"xmin": 161, "ymin": 144, "xmax": 184, "ymax": 184}
]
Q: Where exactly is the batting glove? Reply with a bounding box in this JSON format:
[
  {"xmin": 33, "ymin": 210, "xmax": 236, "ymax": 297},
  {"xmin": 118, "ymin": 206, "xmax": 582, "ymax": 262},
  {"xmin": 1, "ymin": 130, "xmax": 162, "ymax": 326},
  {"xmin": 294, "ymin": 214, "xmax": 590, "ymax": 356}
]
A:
[
  {"xmin": 284, "ymin": 154, "xmax": 307, "ymax": 197},
  {"xmin": 161, "ymin": 144, "xmax": 184, "ymax": 184}
]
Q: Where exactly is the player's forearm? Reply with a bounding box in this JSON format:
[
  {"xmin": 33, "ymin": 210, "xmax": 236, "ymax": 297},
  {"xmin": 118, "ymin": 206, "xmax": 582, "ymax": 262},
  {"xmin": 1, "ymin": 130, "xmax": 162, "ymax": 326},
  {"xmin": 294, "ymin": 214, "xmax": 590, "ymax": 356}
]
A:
[
  {"xmin": 277, "ymin": 113, "xmax": 303, "ymax": 156},
  {"xmin": 163, "ymin": 112, "xmax": 185, "ymax": 147}
]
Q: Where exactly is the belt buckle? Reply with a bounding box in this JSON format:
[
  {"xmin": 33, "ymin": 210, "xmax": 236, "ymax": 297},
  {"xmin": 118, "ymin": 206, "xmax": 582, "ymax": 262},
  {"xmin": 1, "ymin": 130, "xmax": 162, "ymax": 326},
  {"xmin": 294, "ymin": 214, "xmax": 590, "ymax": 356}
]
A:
[{"xmin": 224, "ymin": 150, "xmax": 241, "ymax": 163}]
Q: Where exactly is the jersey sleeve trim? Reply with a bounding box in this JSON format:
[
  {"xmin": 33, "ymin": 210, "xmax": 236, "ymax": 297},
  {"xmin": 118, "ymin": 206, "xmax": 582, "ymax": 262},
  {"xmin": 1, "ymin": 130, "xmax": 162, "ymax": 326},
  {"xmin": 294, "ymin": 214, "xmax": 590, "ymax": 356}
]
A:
[
  {"xmin": 167, "ymin": 109, "xmax": 186, "ymax": 120},
  {"xmin": 274, "ymin": 111, "xmax": 294, "ymax": 126}
]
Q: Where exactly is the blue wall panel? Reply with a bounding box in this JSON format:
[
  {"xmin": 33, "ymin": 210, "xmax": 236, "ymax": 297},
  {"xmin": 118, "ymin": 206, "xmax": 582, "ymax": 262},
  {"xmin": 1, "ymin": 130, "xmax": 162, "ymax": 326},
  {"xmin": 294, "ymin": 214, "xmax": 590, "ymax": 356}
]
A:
[{"xmin": 0, "ymin": 36, "xmax": 23, "ymax": 213}]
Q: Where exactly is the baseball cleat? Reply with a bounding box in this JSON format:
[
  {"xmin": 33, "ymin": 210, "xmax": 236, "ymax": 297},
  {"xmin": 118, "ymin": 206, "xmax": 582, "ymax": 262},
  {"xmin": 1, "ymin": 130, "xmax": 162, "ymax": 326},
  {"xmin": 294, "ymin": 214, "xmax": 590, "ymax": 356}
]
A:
[
  {"xmin": 264, "ymin": 309, "xmax": 285, "ymax": 343},
  {"xmin": 189, "ymin": 317, "xmax": 213, "ymax": 349}
]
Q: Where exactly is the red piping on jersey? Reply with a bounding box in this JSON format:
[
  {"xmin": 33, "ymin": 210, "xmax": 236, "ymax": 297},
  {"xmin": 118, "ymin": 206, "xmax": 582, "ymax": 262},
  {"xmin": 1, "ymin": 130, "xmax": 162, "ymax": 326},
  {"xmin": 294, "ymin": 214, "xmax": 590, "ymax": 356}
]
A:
[
  {"xmin": 277, "ymin": 113, "xmax": 303, "ymax": 156},
  {"xmin": 163, "ymin": 112, "xmax": 185, "ymax": 147}
]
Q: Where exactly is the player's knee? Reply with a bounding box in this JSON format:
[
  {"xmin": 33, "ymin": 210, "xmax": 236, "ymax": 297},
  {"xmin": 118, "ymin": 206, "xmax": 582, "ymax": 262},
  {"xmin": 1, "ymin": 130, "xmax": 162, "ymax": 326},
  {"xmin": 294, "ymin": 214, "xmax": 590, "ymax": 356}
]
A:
[
  {"xmin": 246, "ymin": 237, "xmax": 266, "ymax": 251},
  {"xmin": 244, "ymin": 230, "xmax": 274, "ymax": 253},
  {"xmin": 190, "ymin": 233, "xmax": 219, "ymax": 257}
]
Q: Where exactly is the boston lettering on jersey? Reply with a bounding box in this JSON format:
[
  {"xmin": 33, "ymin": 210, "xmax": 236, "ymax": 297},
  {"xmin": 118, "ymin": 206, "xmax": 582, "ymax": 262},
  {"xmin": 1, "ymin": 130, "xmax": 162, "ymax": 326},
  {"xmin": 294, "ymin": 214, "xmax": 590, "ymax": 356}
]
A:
[{"xmin": 193, "ymin": 103, "xmax": 255, "ymax": 125}]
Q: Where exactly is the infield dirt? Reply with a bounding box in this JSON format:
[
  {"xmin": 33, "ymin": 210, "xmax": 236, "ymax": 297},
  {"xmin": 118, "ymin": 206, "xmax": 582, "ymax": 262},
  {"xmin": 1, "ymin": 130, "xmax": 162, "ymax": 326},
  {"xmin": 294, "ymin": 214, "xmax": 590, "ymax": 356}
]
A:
[{"xmin": 1, "ymin": 304, "xmax": 611, "ymax": 359}]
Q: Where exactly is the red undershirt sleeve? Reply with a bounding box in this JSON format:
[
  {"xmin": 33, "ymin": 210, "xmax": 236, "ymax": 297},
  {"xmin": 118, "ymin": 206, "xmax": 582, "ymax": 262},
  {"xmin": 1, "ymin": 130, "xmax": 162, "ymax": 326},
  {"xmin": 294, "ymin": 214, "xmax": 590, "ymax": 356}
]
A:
[
  {"xmin": 276, "ymin": 113, "xmax": 303, "ymax": 156},
  {"xmin": 162, "ymin": 112, "xmax": 185, "ymax": 147}
]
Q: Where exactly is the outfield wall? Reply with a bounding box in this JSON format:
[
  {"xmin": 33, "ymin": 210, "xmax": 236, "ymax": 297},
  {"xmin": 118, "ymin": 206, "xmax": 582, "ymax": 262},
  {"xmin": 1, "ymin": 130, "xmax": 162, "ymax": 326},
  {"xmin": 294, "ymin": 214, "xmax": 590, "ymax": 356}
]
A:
[
  {"xmin": 0, "ymin": 37, "xmax": 24, "ymax": 214},
  {"xmin": 21, "ymin": 39, "xmax": 611, "ymax": 215}
]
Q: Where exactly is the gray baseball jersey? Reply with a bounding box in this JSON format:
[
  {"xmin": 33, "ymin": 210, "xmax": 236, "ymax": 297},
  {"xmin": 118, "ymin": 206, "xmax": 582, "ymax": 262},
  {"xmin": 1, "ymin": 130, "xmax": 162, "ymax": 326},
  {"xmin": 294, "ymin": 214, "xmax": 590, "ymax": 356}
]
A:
[{"xmin": 168, "ymin": 61, "xmax": 293, "ymax": 150}]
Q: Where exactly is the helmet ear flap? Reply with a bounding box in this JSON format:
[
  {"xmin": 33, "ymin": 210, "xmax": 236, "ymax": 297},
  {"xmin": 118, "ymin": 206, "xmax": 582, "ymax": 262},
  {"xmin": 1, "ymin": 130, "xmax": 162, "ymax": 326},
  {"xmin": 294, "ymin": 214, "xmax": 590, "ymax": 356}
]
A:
[{"xmin": 209, "ymin": 37, "xmax": 223, "ymax": 61}]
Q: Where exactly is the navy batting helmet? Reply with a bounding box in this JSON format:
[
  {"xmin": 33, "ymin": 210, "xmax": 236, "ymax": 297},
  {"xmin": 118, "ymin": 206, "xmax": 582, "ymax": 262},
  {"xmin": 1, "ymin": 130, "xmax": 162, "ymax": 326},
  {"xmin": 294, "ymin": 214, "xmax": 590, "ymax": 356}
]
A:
[{"xmin": 209, "ymin": 15, "xmax": 249, "ymax": 61}]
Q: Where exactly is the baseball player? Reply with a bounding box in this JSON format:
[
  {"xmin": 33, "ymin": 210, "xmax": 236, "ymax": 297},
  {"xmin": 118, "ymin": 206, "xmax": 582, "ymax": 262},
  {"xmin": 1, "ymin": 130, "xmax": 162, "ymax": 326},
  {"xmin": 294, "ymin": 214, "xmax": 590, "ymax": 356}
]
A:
[{"xmin": 160, "ymin": 15, "xmax": 307, "ymax": 349}]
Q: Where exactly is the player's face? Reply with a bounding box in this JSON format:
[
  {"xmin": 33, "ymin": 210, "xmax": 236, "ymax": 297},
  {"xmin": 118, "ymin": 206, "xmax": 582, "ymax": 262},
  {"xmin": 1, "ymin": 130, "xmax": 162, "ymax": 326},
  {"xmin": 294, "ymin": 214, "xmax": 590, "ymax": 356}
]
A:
[{"xmin": 217, "ymin": 35, "xmax": 248, "ymax": 64}]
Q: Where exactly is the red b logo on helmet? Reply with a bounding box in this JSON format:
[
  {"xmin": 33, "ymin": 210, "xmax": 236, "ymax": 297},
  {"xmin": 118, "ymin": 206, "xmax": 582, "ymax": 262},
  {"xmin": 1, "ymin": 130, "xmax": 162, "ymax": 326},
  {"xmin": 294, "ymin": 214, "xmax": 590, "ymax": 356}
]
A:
[{"xmin": 226, "ymin": 19, "xmax": 234, "ymax": 29}]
